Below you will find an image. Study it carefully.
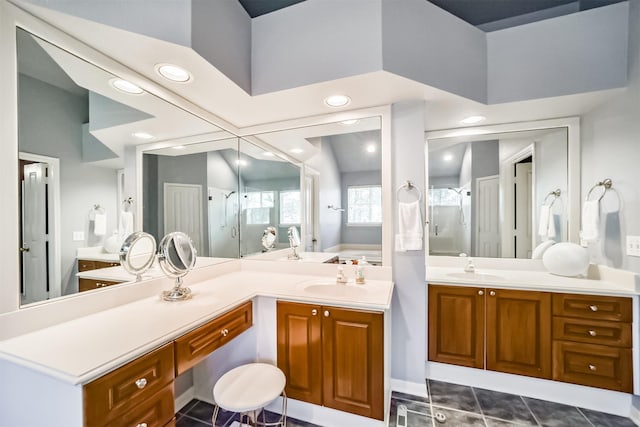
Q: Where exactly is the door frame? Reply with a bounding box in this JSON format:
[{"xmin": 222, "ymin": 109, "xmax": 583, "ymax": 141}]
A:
[
  {"xmin": 19, "ymin": 151, "xmax": 61, "ymax": 299},
  {"xmin": 500, "ymin": 144, "xmax": 535, "ymax": 258}
]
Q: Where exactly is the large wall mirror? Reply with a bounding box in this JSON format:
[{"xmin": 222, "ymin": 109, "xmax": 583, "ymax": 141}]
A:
[
  {"xmin": 16, "ymin": 27, "xmax": 230, "ymax": 306},
  {"xmin": 426, "ymin": 122, "xmax": 579, "ymax": 259},
  {"xmin": 244, "ymin": 117, "xmax": 386, "ymax": 265}
]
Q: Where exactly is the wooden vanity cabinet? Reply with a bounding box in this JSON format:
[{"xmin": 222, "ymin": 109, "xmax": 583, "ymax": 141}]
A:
[
  {"xmin": 552, "ymin": 293, "xmax": 632, "ymax": 393},
  {"xmin": 77, "ymin": 259, "xmax": 120, "ymax": 272},
  {"xmin": 277, "ymin": 301, "xmax": 384, "ymax": 420},
  {"xmin": 77, "ymin": 259, "xmax": 123, "ymax": 292},
  {"xmin": 428, "ymin": 285, "xmax": 552, "ymax": 379},
  {"xmin": 83, "ymin": 342, "xmax": 175, "ymax": 427},
  {"xmin": 174, "ymin": 301, "xmax": 253, "ymax": 375},
  {"xmin": 78, "ymin": 278, "xmax": 124, "ymax": 292}
]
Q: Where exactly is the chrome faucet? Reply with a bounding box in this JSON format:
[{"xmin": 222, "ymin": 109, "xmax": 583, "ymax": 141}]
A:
[{"xmin": 287, "ymin": 226, "xmax": 301, "ymax": 260}]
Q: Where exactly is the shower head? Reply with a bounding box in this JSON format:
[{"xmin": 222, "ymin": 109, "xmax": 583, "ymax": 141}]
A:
[
  {"xmin": 225, "ymin": 191, "xmax": 236, "ymax": 199},
  {"xmin": 448, "ymin": 187, "xmax": 463, "ymax": 195}
]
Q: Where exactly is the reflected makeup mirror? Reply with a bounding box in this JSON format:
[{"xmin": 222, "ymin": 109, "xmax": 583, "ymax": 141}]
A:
[{"xmin": 119, "ymin": 231, "xmax": 156, "ymax": 281}]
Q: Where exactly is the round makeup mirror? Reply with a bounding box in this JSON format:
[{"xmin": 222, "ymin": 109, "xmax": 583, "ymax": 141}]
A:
[
  {"xmin": 158, "ymin": 231, "xmax": 197, "ymax": 301},
  {"xmin": 119, "ymin": 231, "xmax": 157, "ymax": 281}
]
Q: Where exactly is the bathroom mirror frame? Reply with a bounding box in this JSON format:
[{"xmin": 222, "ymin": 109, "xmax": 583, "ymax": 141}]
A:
[
  {"xmin": 0, "ymin": 2, "xmax": 240, "ymax": 313},
  {"xmin": 135, "ymin": 105, "xmax": 394, "ymax": 266},
  {"xmin": 424, "ymin": 117, "xmax": 581, "ymax": 261}
]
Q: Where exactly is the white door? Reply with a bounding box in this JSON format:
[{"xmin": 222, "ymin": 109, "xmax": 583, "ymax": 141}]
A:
[
  {"xmin": 476, "ymin": 175, "xmax": 500, "ymax": 257},
  {"xmin": 164, "ymin": 183, "xmax": 203, "ymax": 254},
  {"xmin": 208, "ymin": 187, "xmax": 239, "ymax": 258},
  {"xmin": 21, "ymin": 163, "xmax": 49, "ymax": 304},
  {"xmin": 514, "ymin": 163, "xmax": 533, "ymax": 258}
]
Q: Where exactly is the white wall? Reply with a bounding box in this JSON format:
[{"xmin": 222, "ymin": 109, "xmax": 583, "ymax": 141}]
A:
[{"xmin": 581, "ymin": 0, "xmax": 640, "ymax": 273}]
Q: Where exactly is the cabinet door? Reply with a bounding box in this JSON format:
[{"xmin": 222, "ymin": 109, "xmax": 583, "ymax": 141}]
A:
[
  {"xmin": 277, "ymin": 301, "xmax": 322, "ymax": 405},
  {"xmin": 486, "ymin": 289, "xmax": 551, "ymax": 379},
  {"xmin": 322, "ymin": 306, "xmax": 384, "ymax": 420},
  {"xmin": 428, "ymin": 285, "xmax": 485, "ymax": 369}
]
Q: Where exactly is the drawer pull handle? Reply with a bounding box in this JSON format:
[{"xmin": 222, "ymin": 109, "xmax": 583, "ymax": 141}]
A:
[
  {"xmin": 324, "ymin": 310, "xmax": 330, "ymax": 317},
  {"xmin": 136, "ymin": 423, "xmax": 148, "ymax": 427},
  {"xmin": 588, "ymin": 364, "xmax": 597, "ymax": 371},
  {"xmin": 135, "ymin": 378, "xmax": 147, "ymax": 389},
  {"xmin": 221, "ymin": 328, "xmax": 229, "ymax": 337},
  {"xmin": 588, "ymin": 330, "xmax": 597, "ymax": 337},
  {"xmin": 96, "ymin": 282, "xmax": 108, "ymax": 288},
  {"xmin": 489, "ymin": 291, "xmax": 496, "ymax": 296},
  {"xmin": 478, "ymin": 290, "xmax": 484, "ymax": 296},
  {"xmin": 589, "ymin": 305, "xmax": 598, "ymax": 312},
  {"xmin": 311, "ymin": 309, "xmax": 318, "ymax": 316}
]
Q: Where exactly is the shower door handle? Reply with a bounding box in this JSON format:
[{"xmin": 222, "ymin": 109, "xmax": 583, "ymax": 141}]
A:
[{"xmin": 434, "ymin": 225, "xmax": 439, "ymax": 236}]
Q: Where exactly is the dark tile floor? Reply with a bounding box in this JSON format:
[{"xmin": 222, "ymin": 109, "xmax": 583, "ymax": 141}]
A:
[{"xmin": 176, "ymin": 379, "xmax": 637, "ymax": 427}]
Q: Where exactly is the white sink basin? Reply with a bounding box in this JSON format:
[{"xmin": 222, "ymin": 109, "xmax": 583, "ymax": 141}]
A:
[
  {"xmin": 446, "ymin": 272, "xmax": 504, "ymax": 282},
  {"xmin": 303, "ymin": 282, "xmax": 368, "ymax": 298}
]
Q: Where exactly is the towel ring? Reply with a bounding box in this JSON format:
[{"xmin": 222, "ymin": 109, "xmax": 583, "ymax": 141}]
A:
[
  {"xmin": 586, "ymin": 178, "xmax": 612, "ymax": 202},
  {"xmin": 396, "ymin": 180, "xmax": 422, "ymax": 202},
  {"xmin": 543, "ymin": 189, "xmax": 561, "ymax": 207}
]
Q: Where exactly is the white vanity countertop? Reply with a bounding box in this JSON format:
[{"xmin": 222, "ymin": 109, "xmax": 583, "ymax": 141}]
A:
[
  {"xmin": 0, "ymin": 270, "xmax": 393, "ymax": 385},
  {"xmin": 427, "ymin": 265, "xmax": 639, "ymax": 296},
  {"xmin": 76, "ymin": 246, "xmax": 120, "ymax": 263},
  {"xmin": 247, "ymin": 249, "xmax": 340, "ymax": 263},
  {"xmin": 75, "ymin": 257, "xmax": 230, "ymax": 281}
]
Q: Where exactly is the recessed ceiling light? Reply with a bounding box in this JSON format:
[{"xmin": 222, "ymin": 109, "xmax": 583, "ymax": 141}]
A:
[
  {"xmin": 236, "ymin": 159, "xmax": 248, "ymax": 166},
  {"xmin": 110, "ymin": 78, "xmax": 144, "ymax": 94},
  {"xmin": 366, "ymin": 144, "xmax": 376, "ymax": 153},
  {"xmin": 324, "ymin": 95, "xmax": 351, "ymax": 108},
  {"xmin": 443, "ymin": 153, "xmax": 453, "ymax": 161},
  {"xmin": 341, "ymin": 119, "xmax": 359, "ymax": 125},
  {"xmin": 460, "ymin": 115, "xmax": 486, "ymax": 125},
  {"xmin": 132, "ymin": 132, "xmax": 154, "ymax": 140},
  {"xmin": 156, "ymin": 63, "xmax": 192, "ymax": 83},
  {"xmin": 263, "ymin": 151, "xmax": 275, "ymax": 157},
  {"xmin": 172, "ymin": 145, "xmax": 185, "ymax": 150},
  {"xmin": 290, "ymin": 148, "xmax": 304, "ymax": 154}
]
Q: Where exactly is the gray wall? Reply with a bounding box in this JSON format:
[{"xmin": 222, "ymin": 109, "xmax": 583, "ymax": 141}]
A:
[
  {"xmin": 192, "ymin": 0, "xmax": 252, "ymax": 93},
  {"xmin": 581, "ymin": 0, "xmax": 640, "ymax": 274},
  {"xmin": 470, "ymin": 140, "xmax": 500, "ymax": 255},
  {"xmin": 487, "ymin": 1, "xmax": 629, "ymax": 103},
  {"xmin": 142, "ymin": 154, "xmax": 159, "ymax": 241},
  {"xmin": 340, "ymin": 171, "xmax": 382, "ymax": 245},
  {"xmin": 391, "ymin": 100, "xmax": 427, "ymax": 383},
  {"xmin": 207, "ymin": 150, "xmax": 238, "ymax": 191},
  {"xmin": 251, "ymin": 0, "xmax": 382, "ymax": 94},
  {"xmin": 382, "ymin": 0, "xmax": 487, "ymax": 103},
  {"xmin": 19, "ymin": 75, "xmax": 118, "ymax": 295}
]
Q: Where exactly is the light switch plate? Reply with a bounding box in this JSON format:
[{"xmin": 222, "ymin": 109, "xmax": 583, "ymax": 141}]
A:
[
  {"xmin": 626, "ymin": 235, "xmax": 640, "ymax": 257},
  {"xmin": 72, "ymin": 231, "xmax": 84, "ymax": 241}
]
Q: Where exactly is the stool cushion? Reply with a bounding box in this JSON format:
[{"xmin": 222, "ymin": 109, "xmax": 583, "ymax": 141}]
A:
[{"xmin": 213, "ymin": 363, "xmax": 286, "ymax": 413}]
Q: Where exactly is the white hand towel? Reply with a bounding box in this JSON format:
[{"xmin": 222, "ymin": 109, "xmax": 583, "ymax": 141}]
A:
[
  {"xmin": 119, "ymin": 211, "xmax": 134, "ymax": 239},
  {"xmin": 93, "ymin": 213, "xmax": 107, "ymax": 236},
  {"xmin": 395, "ymin": 200, "xmax": 423, "ymax": 252},
  {"xmin": 580, "ymin": 200, "xmax": 600, "ymax": 241},
  {"xmin": 538, "ymin": 205, "xmax": 556, "ymax": 240}
]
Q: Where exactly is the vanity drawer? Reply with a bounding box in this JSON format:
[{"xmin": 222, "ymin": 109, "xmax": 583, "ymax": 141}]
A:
[
  {"xmin": 79, "ymin": 278, "xmax": 123, "ymax": 292},
  {"xmin": 553, "ymin": 317, "xmax": 631, "ymax": 347},
  {"xmin": 78, "ymin": 259, "xmax": 96, "ymax": 272},
  {"xmin": 552, "ymin": 341, "xmax": 632, "ymax": 393},
  {"xmin": 84, "ymin": 342, "xmax": 174, "ymax": 426},
  {"xmin": 552, "ymin": 294, "xmax": 631, "ymax": 322},
  {"xmin": 175, "ymin": 300, "xmax": 253, "ymax": 375},
  {"xmin": 109, "ymin": 383, "xmax": 174, "ymax": 427}
]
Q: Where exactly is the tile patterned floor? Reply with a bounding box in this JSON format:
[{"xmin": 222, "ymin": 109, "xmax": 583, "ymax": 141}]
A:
[{"xmin": 176, "ymin": 379, "xmax": 637, "ymax": 427}]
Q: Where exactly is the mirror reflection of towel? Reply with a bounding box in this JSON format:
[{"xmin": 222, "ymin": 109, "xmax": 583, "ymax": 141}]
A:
[
  {"xmin": 580, "ymin": 200, "xmax": 600, "ymax": 241},
  {"xmin": 119, "ymin": 211, "xmax": 134, "ymax": 238},
  {"xmin": 93, "ymin": 213, "xmax": 107, "ymax": 236},
  {"xmin": 538, "ymin": 205, "xmax": 556, "ymax": 239}
]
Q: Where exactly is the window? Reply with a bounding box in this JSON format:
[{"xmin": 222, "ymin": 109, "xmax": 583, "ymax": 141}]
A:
[
  {"xmin": 347, "ymin": 185, "xmax": 382, "ymax": 224},
  {"xmin": 428, "ymin": 188, "xmax": 461, "ymax": 207},
  {"xmin": 279, "ymin": 190, "xmax": 301, "ymax": 224},
  {"xmin": 245, "ymin": 191, "xmax": 274, "ymax": 224}
]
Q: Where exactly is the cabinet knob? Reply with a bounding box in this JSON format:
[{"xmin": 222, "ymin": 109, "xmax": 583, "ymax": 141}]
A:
[
  {"xmin": 589, "ymin": 305, "xmax": 598, "ymax": 312},
  {"xmin": 324, "ymin": 310, "xmax": 330, "ymax": 317},
  {"xmin": 588, "ymin": 364, "xmax": 597, "ymax": 371},
  {"xmin": 588, "ymin": 330, "xmax": 597, "ymax": 337},
  {"xmin": 135, "ymin": 378, "xmax": 147, "ymax": 389},
  {"xmin": 489, "ymin": 291, "xmax": 496, "ymax": 296},
  {"xmin": 478, "ymin": 290, "xmax": 484, "ymax": 296},
  {"xmin": 221, "ymin": 328, "xmax": 229, "ymax": 337},
  {"xmin": 136, "ymin": 424, "xmax": 148, "ymax": 427},
  {"xmin": 96, "ymin": 282, "xmax": 107, "ymax": 288},
  {"xmin": 311, "ymin": 309, "xmax": 318, "ymax": 316}
]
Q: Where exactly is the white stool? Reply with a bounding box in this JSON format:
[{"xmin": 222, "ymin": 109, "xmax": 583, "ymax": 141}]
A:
[{"xmin": 212, "ymin": 363, "xmax": 287, "ymax": 427}]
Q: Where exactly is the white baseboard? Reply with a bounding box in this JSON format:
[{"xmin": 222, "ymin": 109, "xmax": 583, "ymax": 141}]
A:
[
  {"xmin": 175, "ymin": 386, "xmax": 196, "ymax": 413},
  {"xmin": 390, "ymin": 378, "xmax": 428, "ymax": 398}
]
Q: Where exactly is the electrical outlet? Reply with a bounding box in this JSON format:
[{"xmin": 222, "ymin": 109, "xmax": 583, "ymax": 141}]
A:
[
  {"xmin": 626, "ymin": 236, "xmax": 640, "ymax": 257},
  {"xmin": 72, "ymin": 231, "xmax": 85, "ymax": 241}
]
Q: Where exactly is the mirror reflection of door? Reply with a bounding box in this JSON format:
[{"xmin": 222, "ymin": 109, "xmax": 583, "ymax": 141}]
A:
[
  {"xmin": 304, "ymin": 173, "xmax": 318, "ymax": 252},
  {"xmin": 475, "ymin": 175, "xmax": 500, "ymax": 257},
  {"xmin": 163, "ymin": 183, "xmax": 203, "ymax": 255},
  {"xmin": 514, "ymin": 160, "xmax": 533, "ymax": 258}
]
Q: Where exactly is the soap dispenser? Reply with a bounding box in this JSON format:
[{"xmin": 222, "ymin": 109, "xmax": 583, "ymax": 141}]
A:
[
  {"xmin": 355, "ymin": 256, "xmax": 367, "ymax": 284},
  {"xmin": 336, "ymin": 266, "xmax": 348, "ymax": 284}
]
